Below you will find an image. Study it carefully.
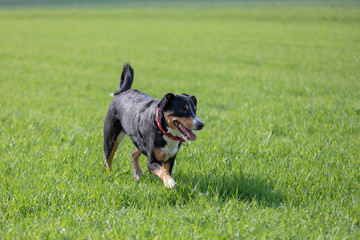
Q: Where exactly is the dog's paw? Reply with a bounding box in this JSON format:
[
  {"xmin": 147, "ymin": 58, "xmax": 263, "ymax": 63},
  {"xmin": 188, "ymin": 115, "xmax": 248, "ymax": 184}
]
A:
[
  {"xmin": 133, "ymin": 171, "xmax": 142, "ymax": 181},
  {"xmin": 165, "ymin": 179, "xmax": 178, "ymax": 189}
]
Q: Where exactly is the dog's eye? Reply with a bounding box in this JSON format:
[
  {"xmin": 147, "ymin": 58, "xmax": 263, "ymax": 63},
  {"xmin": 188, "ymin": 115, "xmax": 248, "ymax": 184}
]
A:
[{"xmin": 181, "ymin": 105, "xmax": 189, "ymax": 113}]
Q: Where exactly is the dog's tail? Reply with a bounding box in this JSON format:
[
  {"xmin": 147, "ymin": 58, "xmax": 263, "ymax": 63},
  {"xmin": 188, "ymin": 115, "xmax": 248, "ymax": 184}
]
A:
[{"xmin": 113, "ymin": 63, "xmax": 134, "ymax": 96}]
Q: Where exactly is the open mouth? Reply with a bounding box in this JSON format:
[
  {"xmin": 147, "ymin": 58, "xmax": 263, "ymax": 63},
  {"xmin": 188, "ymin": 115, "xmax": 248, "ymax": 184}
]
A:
[{"xmin": 174, "ymin": 120, "xmax": 196, "ymax": 141}]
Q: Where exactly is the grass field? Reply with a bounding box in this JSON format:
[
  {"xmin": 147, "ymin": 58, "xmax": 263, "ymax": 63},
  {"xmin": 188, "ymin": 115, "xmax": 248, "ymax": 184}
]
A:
[{"xmin": 1, "ymin": 3, "xmax": 360, "ymax": 239}]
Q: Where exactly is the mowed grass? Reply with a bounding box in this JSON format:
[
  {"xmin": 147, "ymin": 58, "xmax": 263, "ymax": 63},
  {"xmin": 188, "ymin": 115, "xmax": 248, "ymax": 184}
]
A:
[{"xmin": 1, "ymin": 6, "xmax": 360, "ymax": 239}]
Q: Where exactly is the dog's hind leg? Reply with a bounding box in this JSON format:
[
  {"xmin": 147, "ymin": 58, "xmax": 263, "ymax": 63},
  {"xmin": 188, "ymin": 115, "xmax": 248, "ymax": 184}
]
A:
[
  {"xmin": 104, "ymin": 114, "xmax": 126, "ymax": 170},
  {"xmin": 131, "ymin": 148, "xmax": 142, "ymax": 181},
  {"xmin": 104, "ymin": 131, "xmax": 126, "ymax": 170}
]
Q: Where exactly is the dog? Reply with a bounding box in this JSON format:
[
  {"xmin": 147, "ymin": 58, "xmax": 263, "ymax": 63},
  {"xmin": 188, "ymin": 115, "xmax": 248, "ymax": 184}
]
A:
[{"xmin": 103, "ymin": 64, "xmax": 204, "ymax": 189}]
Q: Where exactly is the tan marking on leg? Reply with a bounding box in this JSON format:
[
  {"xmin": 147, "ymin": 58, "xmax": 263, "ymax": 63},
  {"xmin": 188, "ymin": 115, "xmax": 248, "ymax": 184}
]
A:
[
  {"xmin": 131, "ymin": 148, "xmax": 142, "ymax": 180},
  {"xmin": 105, "ymin": 138, "xmax": 120, "ymax": 170},
  {"xmin": 164, "ymin": 161, "xmax": 172, "ymax": 174},
  {"xmin": 105, "ymin": 133, "xmax": 125, "ymax": 170},
  {"xmin": 151, "ymin": 145, "xmax": 178, "ymax": 188},
  {"xmin": 151, "ymin": 164, "xmax": 173, "ymax": 185}
]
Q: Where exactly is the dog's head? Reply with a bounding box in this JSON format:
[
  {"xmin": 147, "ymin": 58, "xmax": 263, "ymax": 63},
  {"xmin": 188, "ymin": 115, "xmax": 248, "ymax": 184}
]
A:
[{"xmin": 158, "ymin": 93, "xmax": 204, "ymax": 141}]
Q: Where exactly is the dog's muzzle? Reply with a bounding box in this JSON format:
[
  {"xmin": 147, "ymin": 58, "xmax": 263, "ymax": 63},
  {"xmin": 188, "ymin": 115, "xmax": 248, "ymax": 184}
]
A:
[{"xmin": 193, "ymin": 117, "xmax": 204, "ymax": 130}]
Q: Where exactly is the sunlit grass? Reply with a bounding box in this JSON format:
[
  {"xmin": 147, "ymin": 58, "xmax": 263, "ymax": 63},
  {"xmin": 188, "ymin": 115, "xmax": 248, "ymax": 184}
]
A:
[{"xmin": 1, "ymin": 6, "xmax": 359, "ymax": 239}]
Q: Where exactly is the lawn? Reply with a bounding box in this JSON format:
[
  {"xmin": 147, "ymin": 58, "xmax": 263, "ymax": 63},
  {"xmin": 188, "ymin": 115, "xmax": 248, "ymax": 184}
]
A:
[{"xmin": 0, "ymin": 3, "xmax": 360, "ymax": 239}]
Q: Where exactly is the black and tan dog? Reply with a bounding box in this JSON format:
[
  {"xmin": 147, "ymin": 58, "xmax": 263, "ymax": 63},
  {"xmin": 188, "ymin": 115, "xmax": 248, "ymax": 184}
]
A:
[{"xmin": 104, "ymin": 64, "xmax": 204, "ymax": 189}]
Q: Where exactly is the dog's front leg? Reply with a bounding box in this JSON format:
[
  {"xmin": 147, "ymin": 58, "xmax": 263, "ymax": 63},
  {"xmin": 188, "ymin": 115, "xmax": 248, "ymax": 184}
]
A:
[
  {"xmin": 148, "ymin": 153, "xmax": 177, "ymax": 189},
  {"xmin": 163, "ymin": 156, "xmax": 176, "ymax": 176}
]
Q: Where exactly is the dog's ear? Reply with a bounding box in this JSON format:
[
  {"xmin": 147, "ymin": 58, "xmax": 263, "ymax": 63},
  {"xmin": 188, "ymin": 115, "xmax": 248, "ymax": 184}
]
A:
[
  {"xmin": 182, "ymin": 93, "xmax": 197, "ymax": 106},
  {"xmin": 190, "ymin": 95, "xmax": 197, "ymax": 106},
  {"xmin": 158, "ymin": 93, "xmax": 175, "ymax": 109}
]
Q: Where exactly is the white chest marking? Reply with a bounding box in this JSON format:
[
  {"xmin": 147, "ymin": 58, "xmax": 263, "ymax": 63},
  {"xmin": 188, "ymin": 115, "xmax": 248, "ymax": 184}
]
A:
[{"xmin": 162, "ymin": 128, "xmax": 181, "ymax": 161}]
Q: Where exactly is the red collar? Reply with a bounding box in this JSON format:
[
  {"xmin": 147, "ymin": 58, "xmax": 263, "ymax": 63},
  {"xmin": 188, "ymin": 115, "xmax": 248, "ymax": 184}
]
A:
[{"xmin": 156, "ymin": 108, "xmax": 185, "ymax": 142}]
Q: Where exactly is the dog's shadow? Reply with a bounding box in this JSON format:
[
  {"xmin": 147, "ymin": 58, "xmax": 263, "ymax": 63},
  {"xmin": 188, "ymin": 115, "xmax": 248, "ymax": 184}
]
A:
[{"xmin": 176, "ymin": 170, "xmax": 283, "ymax": 207}]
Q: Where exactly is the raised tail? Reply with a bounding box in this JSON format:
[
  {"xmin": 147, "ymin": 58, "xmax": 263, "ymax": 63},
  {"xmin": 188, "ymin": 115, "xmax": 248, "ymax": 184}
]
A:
[{"xmin": 113, "ymin": 63, "xmax": 134, "ymax": 95}]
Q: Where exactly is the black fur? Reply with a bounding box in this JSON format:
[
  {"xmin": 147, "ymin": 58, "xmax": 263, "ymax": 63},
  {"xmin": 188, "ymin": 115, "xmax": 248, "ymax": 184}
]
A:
[{"xmin": 113, "ymin": 63, "xmax": 134, "ymax": 95}]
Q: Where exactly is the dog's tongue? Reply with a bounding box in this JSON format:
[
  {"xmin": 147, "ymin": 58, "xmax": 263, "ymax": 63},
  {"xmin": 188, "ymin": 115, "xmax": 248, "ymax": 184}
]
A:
[
  {"xmin": 175, "ymin": 121, "xmax": 197, "ymax": 141},
  {"xmin": 183, "ymin": 128, "xmax": 196, "ymax": 141}
]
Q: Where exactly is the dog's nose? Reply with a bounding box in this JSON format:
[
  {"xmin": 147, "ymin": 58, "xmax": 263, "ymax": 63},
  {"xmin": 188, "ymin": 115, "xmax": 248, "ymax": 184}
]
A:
[{"xmin": 196, "ymin": 121, "xmax": 204, "ymax": 130}]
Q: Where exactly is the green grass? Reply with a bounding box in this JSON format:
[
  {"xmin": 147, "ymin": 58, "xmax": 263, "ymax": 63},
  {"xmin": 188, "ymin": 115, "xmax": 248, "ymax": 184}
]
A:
[
  {"xmin": 1, "ymin": 5, "xmax": 360, "ymax": 239},
  {"xmin": 1, "ymin": 0, "xmax": 360, "ymax": 9}
]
